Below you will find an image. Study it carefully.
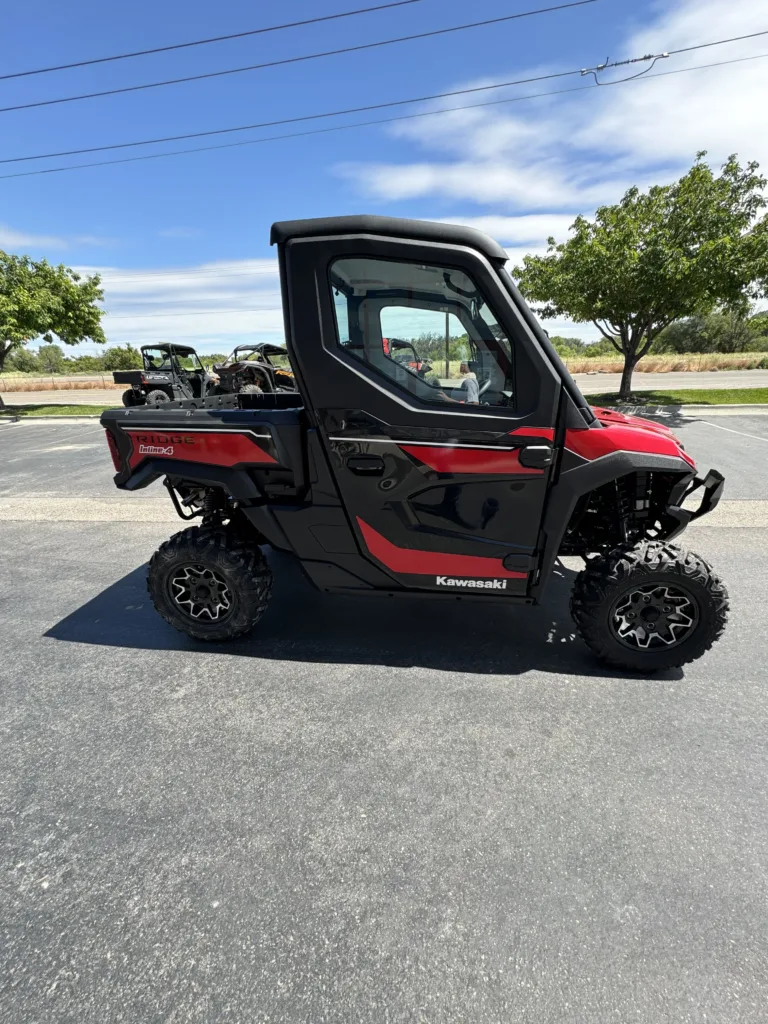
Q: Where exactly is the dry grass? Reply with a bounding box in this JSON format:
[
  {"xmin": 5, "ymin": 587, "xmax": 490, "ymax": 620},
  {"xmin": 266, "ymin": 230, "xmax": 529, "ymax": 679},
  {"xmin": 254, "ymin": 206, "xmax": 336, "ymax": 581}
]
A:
[
  {"xmin": 0, "ymin": 378, "xmax": 123, "ymax": 392},
  {"xmin": 564, "ymin": 351, "xmax": 768, "ymax": 373}
]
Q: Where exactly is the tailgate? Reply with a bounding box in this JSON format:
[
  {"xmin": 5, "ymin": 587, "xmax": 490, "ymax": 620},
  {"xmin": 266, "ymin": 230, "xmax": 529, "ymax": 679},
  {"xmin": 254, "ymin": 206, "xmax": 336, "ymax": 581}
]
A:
[
  {"xmin": 100, "ymin": 405, "xmax": 307, "ymax": 499},
  {"xmin": 112, "ymin": 369, "xmax": 144, "ymax": 385}
]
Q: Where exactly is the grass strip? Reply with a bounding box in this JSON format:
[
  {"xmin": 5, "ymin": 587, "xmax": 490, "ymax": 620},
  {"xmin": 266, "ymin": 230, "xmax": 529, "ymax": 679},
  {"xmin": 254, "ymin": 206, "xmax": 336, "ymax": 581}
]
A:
[
  {"xmin": 0, "ymin": 404, "xmax": 112, "ymax": 416},
  {"xmin": 587, "ymin": 388, "xmax": 768, "ymax": 406}
]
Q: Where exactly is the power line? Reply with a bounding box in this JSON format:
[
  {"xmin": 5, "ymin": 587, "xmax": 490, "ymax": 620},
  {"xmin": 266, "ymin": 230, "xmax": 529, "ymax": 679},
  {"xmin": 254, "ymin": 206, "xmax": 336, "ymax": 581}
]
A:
[
  {"xmin": 0, "ymin": 1, "xmax": 598, "ymax": 115},
  {"xmin": 0, "ymin": 1, "xmax": 428, "ymax": 81},
  {"xmin": 4, "ymin": 28, "xmax": 765, "ymax": 166},
  {"xmin": 106, "ymin": 306, "xmax": 282, "ymax": 319},
  {"xmin": 3, "ymin": 49, "xmax": 766, "ymax": 181}
]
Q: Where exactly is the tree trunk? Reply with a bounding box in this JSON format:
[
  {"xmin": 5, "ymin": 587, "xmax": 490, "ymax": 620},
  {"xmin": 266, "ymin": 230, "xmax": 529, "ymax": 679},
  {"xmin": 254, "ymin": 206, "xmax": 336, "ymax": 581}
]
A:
[{"xmin": 619, "ymin": 353, "xmax": 638, "ymax": 401}]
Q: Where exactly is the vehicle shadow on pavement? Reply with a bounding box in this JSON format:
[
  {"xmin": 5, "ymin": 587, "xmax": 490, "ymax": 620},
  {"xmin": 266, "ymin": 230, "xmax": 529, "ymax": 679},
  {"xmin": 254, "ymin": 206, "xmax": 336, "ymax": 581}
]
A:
[{"xmin": 46, "ymin": 552, "xmax": 683, "ymax": 680}]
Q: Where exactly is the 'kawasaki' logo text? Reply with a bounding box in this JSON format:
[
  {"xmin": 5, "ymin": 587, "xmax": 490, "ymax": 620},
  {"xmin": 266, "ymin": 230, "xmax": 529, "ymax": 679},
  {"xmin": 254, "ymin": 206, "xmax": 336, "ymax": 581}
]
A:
[{"xmin": 436, "ymin": 576, "xmax": 507, "ymax": 590}]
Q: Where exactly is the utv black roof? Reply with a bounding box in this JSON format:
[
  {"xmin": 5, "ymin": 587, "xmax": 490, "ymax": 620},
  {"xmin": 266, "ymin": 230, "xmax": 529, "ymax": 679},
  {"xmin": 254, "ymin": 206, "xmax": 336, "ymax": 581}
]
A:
[
  {"xmin": 270, "ymin": 215, "xmax": 508, "ymax": 263},
  {"xmin": 232, "ymin": 342, "xmax": 287, "ymax": 354},
  {"xmin": 141, "ymin": 343, "xmax": 198, "ymax": 356}
]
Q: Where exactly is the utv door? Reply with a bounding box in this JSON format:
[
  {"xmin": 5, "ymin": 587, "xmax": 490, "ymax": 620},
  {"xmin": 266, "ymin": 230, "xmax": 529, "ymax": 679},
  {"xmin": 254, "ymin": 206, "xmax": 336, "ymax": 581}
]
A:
[{"xmin": 277, "ymin": 227, "xmax": 562, "ymax": 598}]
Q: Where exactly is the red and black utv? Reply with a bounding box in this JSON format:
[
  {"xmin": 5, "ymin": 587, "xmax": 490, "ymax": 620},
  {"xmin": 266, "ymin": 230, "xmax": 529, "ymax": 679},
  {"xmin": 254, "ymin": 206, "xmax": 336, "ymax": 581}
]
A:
[{"xmin": 101, "ymin": 216, "xmax": 727, "ymax": 671}]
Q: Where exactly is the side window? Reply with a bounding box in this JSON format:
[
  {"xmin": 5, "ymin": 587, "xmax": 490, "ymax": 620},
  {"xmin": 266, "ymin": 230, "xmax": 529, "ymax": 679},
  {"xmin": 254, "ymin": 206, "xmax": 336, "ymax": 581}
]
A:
[
  {"xmin": 268, "ymin": 351, "xmax": 293, "ymax": 370},
  {"xmin": 329, "ymin": 257, "xmax": 515, "ymax": 410}
]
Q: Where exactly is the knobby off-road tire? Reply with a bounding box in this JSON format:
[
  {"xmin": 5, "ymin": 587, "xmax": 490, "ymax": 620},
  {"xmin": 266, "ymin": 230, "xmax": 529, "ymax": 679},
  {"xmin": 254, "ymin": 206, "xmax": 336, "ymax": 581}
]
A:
[
  {"xmin": 122, "ymin": 389, "xmax": 140, "ymax": 407},
  {"xmin": 145, "ymin": 389, "xmax": 171, "ymax": 406},
  {"xmin": 570, "ymin": 541, "xmax": 729, "ymax": 672},
  {"xmin": 147, "ymin": 526, "xmax": 273, "ymax": 641}
]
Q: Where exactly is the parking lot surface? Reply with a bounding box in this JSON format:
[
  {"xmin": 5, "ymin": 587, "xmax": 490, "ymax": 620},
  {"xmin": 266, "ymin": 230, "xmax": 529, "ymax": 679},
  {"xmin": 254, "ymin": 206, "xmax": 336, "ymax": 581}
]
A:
[{"xmin": 1, "ymin": 417, "xmax": 767, "ymax": 1022}]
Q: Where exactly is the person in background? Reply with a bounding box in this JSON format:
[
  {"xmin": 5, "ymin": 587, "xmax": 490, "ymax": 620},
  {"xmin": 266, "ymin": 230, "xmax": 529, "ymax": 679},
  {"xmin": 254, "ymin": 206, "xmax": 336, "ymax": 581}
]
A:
[{"xmin": 458, "ymin": 361, "xmax": 479, "ymax": 404}]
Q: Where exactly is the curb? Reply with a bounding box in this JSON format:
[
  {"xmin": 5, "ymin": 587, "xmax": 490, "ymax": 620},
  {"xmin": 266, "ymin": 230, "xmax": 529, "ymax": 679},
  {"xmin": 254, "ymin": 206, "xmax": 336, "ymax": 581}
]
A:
[{"xmin": 0, "ymin": 415, "xmax": 102, "ymax": 423}]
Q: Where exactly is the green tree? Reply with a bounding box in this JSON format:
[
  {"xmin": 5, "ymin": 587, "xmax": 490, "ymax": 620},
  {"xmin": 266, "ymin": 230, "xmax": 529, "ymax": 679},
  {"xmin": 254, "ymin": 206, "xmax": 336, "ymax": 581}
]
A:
[
  {"xmin": 0, "ymin": 251, "xmax": 105, "ymax": 373},
  {"xmin": 68, "ymin": 353, "xmax": 104, "ymax": 373},
  {"xmin": 547, "ymin": 335, "xmax": 585, "ymax": 357},
  {"xmin": 6, "ymin": 347, "xmax": 41, "ymax": 373},
  {"xmin": 749, "ymin": 310, "xmax": 768, "ymax": 342},
  {"xmin": 513, "ymin": 154, "xmax": 768, "ymax": 398},
  {"xmin": 37, "ymin": 343, "xmax": 67, "ymax": 373},
  {"xmin": 101, "ymin": 344, "xmax": 142, "ymax": 370},
  {"xmin": 655, "ymin": 311, "xmax": 758, "ymax": 354}
]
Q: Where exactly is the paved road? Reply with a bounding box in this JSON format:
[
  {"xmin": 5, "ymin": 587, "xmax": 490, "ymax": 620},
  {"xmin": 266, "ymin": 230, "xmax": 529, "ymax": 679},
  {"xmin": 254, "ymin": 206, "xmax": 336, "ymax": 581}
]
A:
[
  {"xmin": 2, "ymin": 418, "xmax": 767, "ymax": 1023},
  {"xmin": 0, "ymin": 388, "xmax": 123, "ymax": 406},
  {"xmin": 3, "ymin": 369, "xmax": 768, "ymax": 406},
  {"xmin": 575, "ymin": 368, "xmax": 768, "ymax": 393}
]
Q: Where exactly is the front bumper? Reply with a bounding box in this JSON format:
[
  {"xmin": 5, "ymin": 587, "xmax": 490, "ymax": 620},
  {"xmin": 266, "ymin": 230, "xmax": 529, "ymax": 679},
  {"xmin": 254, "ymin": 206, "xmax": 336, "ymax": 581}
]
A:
[{"xmin": 666, "ymin": 469, "xmax": 725, "ymax": 538}]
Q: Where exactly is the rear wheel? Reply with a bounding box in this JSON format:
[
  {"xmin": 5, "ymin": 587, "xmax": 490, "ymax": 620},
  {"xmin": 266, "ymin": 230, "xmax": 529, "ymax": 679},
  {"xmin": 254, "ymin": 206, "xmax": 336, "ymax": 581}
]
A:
[
  {"xmin": 570, "ymin": 541, "xmax": 728, "ymax": 672},
  {"xmin": 121, "ymin": 389, "xmax": 140, "ymax": 407},
  {"xmin": 239, "ymin": 382, "xmax": 263, "ymax": 394},
  {"xmin": 147, "ymin": 526, "xmax": 273, "ymax": 641},
  {"xmin": 145, "ymin": 389, "xmax": 171, "ymax": 406}
]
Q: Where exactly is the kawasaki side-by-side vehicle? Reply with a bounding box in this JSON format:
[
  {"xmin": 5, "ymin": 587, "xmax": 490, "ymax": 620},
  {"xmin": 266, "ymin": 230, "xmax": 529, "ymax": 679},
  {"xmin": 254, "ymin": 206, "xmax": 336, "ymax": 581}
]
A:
[
  {"xmin": 101, "ymin": 216, "xmax": 728, "ymax": 671},
  {"xmin": 114, "ymin": 343, "xmax": 217, "ymax": 406}
]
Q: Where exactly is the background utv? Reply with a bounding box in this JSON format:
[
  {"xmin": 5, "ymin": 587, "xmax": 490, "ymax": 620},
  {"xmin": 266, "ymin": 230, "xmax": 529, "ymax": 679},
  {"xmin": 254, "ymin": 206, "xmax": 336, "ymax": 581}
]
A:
[{"xmin": 101, "ymin": 215, "xmax": 728, "ymax": 672}]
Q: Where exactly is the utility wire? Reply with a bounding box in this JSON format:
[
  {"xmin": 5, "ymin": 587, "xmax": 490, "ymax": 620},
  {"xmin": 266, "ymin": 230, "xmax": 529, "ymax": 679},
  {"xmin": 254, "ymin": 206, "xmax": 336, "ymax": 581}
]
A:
[
  {"xmin": 0, "ymin": 1, "xmax": 428, "ymax": 81},
  {"xmin": 107, "ymin": 306, "xmax": 282, "ymax": 319},
  {"xmin": 0, "ymin": 69, "xmax": 580, "ymax": 163},
  {"xmin": 4, "ymin": 28, "xmax": 766, "ymax": 166},
  {"xmin": 3, "ymin": 49, "xmax": 766, "ymax": 181},
  {"xmin": 0, "ymin": 1, "xmax": 598, "ymax": 115}
]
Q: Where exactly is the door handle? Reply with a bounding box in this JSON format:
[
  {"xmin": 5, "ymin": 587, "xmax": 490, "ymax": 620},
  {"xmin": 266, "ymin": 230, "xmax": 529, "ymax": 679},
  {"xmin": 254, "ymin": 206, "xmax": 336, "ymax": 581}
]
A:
[
  {"xmin": 518, "ymin": 445, "xmax": 554, "ymax": 469},
  {"xmin": 347, "ymin": 455, "xmax": 385, "ymax": 475}
]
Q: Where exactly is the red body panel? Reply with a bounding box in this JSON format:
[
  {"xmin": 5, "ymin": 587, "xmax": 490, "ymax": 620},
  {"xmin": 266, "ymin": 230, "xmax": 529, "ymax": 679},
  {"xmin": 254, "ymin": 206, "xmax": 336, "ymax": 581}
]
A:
[
  {"xmin": 399, "ymin": 444, "xmax": 542, "ymax": 475},
  {"xmin": 591, "ymin": 406, "xmax": 676, "ymax": 436},
  {"xmin": 124, "ymin": 429, "xmax": 277, "ymax": 470},
  {"xmin": 356, "ymin": 518, "xmax": 527, "ymax": 579},
  {"xmin": 508, "ymin": 426, "xmax": 555, "ymax": 440},
  {"xmin": 566, "ymin": 423, "xmax": 695, "ymax": 468}
]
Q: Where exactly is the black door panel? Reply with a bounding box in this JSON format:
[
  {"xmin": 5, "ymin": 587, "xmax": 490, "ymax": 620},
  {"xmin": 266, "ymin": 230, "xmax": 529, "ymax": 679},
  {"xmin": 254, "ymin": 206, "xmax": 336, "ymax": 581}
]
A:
[{"xmin": 280, "ymin": 234, "xmax": 562, "ymax": 598}]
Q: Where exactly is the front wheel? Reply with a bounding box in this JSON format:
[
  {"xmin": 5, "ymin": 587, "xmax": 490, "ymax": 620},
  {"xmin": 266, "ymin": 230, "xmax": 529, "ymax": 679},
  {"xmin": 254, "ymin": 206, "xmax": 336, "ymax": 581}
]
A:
[
  {"xmin": 570, "ymin": 541, "xmax": 728, "ymax": 672},
  {"xmin": 147, "ymin": 526, "xmax": 273, "ymax": 641}
]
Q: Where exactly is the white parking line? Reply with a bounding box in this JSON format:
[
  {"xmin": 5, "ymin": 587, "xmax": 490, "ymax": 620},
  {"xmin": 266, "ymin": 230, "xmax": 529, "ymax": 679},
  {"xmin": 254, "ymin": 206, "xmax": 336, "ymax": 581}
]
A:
[{"xmin": 700, "ymin": 421, "xmax": 768, "ymax": 443}]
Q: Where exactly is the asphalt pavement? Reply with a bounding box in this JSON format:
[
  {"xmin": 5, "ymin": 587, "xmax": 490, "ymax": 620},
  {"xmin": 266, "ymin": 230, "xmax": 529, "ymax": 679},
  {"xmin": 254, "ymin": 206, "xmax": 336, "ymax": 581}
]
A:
[
  {"xmin": 3, "ymin": 368, "xmax": 768, "ymax": 405},
  {"xmin": 2, "ymin": 417, "xmax": 767, "ymax": 1023}
]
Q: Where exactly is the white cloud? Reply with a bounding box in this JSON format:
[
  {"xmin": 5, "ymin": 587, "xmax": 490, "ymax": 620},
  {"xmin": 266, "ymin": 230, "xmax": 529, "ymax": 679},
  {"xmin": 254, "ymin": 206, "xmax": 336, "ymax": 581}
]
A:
[
  {"xmin": 0, "ymin": 224, "xmax": 115, "ymax": 251},
  {"xmin": 439, "ymin": 214, "xmax": 577, "ymax": 244},
  {"xmin": 337, "ymin": 160, "xmax": 631, "ymax": 211},
  {"xmin": 71, "ymin": 258, "xmax": 284, "ymax": 353},
  {"xmin": 0, "ymin": 225, "xmax": 69, "ymax": 249},
  {"xmin": 337, "ymin": 0, "xmax": 768, "ymax": 212}
]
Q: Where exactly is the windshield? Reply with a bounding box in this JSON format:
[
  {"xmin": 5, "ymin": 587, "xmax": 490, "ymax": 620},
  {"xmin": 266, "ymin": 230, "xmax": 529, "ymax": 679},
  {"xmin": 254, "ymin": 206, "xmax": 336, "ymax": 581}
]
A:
[
  {"xmin": 142, "ymin": 347, "xmax": 174, "ymax": 371},
  {"xmin": 142, "ymin": 347, "xmax": 203, "ymax": 372}
]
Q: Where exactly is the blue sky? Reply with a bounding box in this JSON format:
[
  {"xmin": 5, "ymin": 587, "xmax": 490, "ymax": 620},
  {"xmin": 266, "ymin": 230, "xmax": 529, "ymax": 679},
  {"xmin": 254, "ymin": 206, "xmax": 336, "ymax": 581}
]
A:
[{"xmin": 3, "ymin": 0, "xmax": 767, "ymax": 352}]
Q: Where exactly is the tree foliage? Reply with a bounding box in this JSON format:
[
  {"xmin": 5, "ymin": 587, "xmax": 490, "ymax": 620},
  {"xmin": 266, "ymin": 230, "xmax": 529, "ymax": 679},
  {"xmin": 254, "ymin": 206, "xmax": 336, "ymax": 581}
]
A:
[
  {"xmin": 37, "ymin": 343, "xmax": 67, "ymax": 373},
  {"xmin": 654, "ymin": 311, "xmax": 766, "ymax": 354},
  {"xmin": 0, "ymin": 250, "xmax": 106, "ymax": 372},
  {"xmin": 101, "ymin": 344, "xmax": 142, "ymax": 370},
  {"xmin": 513, "ymin": 154, "xmax": 768, "ymax": 397}
]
